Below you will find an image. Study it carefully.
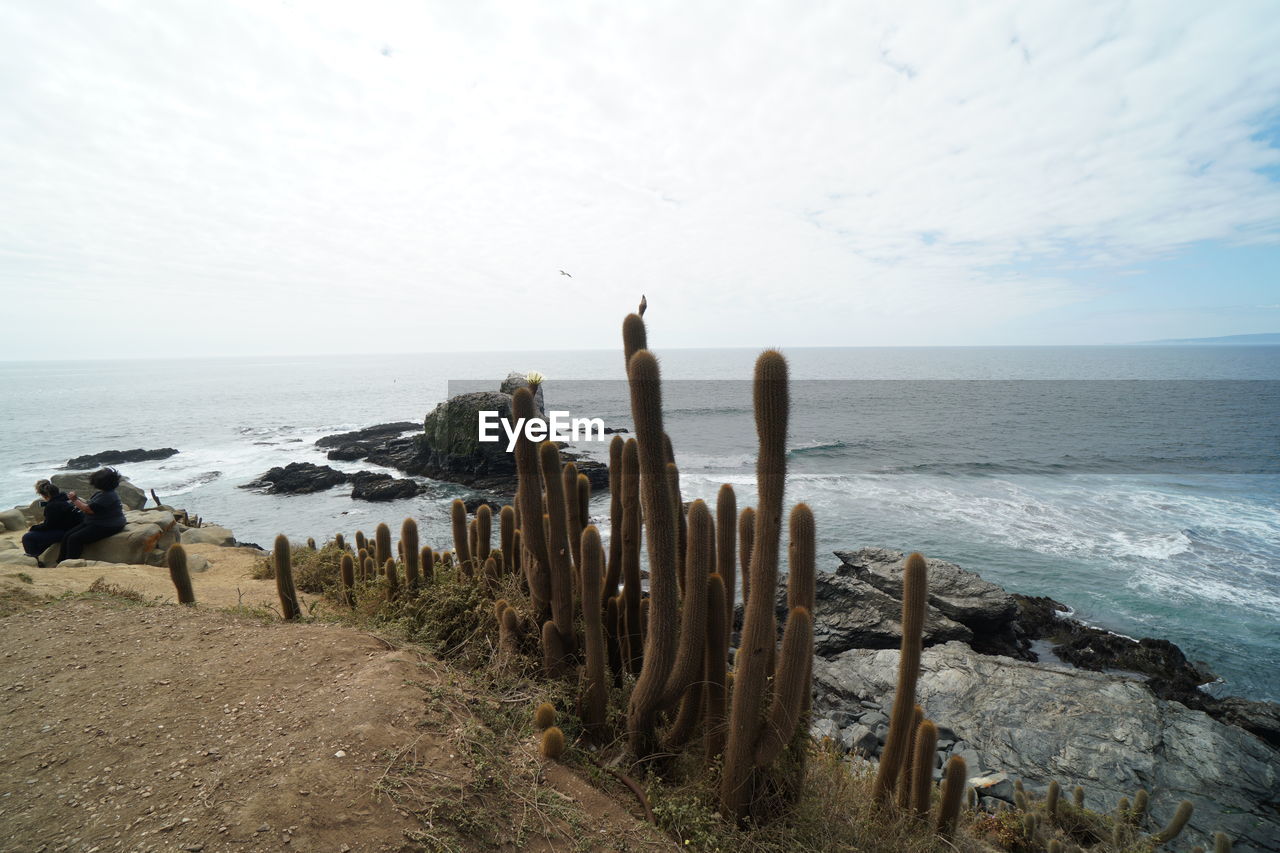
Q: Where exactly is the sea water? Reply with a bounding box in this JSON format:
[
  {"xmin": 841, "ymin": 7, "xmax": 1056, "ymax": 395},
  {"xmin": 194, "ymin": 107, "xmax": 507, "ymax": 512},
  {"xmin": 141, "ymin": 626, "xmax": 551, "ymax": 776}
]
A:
[{"xmin": 1, "ymin": 345, "xmax": 1277, "ymax": 702}]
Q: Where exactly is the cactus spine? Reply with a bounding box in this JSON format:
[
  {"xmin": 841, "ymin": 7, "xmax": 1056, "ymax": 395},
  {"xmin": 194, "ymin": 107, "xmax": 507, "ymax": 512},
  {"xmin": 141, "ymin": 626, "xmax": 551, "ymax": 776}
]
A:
[
  {"xmin": 273, "ymin": 534, "xmax": 300, "ymax": 620},
  {"xmin": 1073, "ymin": 785, "xmax": 1085, "ymax": 808},
  {"xmin": 512, "ymin": 388, "xmax": 551, "ymax": 608},
  {"xmin": 622, "ymin": 312, "xmax": 647, "ymax": 365},
  {"xmin": 385, "ymin": 558, "xmax": 398, "ymax": 600},
  {"xmin": 579, "ymin": 526, "xmax": 608, "ymax": 737},
  {"xmin": 1214, "ymin": 832, "xmax": 1233, "ymax": 852},
  {"xmin": 721, "ymin": 350, "xmax": 797, "ymax": 820},
  {"xmin": 935, "ymin": 754, "xmax": 967, "ymax": 837},
  {"xmin": 362, "ymin": 555, "xmax": 375, "ymax": 584},
  {"xmin": 909, "ymin": 718, "xmax": 939, "ymax": 816},
  {"xmin": 661, "ymin": 499, "xmax": 712, "ymax": 709},
  {"xmin": 339, "ymin": 553, "xmax": 355, "ymax": 606},
  {"xmin": 753, "ymin": 605, "xmax": 813, "ymax": 768},
  {"xmin": 1131, "ymin": 787, "xmax": 1148, "ymax": 823},
  {"xmin": 625, "ymin": 348, "xmax": 681, "ymax": 760},
  {"xmin": 873, "ymin": 552, "xmax": 929, "ymax": 804},
  {"xmin": 402, "ymin": 518, "xmax": 420, "ymax": 592},
  {"xmin": 897, "ymin": 705, "xmax": 926, "ymax": 810},
  {"xmin": 451, "ymin": 499, "xmax": 471, "ymax": 574},
  {"xmin": 166, "ymin": 543, "xmax": 195, "ymax": 605},
  {"xmin": 354, "ymin": 530, "xmax": 366, "ymax": 555},
  {"xmin": 534, "ymin": 701, "xmax": 556, "ymax": 729},
  {"xmin": 374, "ymin": 522, "xmax": 392, "ymax": 570},
  {"xmin": 562, "ymin": 462, "xmax": 582, "ymax": 571}
]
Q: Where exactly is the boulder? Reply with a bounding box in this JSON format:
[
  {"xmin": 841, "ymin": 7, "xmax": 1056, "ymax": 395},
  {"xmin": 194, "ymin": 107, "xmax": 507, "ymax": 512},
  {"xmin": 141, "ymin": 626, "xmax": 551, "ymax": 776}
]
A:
[
  {"xmin": 0, "ymin": 509, "xmax": 26, "ymax": 532},
  {"xmin": 812, "ymin": 641, "xmax": 1280, "ymax": 851},
  {"xmin": 64, "ymin": 448, "xmax": 178, "ymax": 469},
  {"xmin": 50, "ymin": 473, "xmax": 147, "ymax": 510},
  {"xmin": 326, "ymin": 444, "xmax": 369, "ymax": 461},
  {"xmin": 499, "ymin": 372, "xmax": 546, "ymax": 414},
  {"xmin": 0, "ymin": 550, "xmax": 37, "ymax": 567},
  {"xmin": 179, "ymin": 525, "xmax": 236, "ymax": 547},
  {"xmin": 417, "ymin": 391, "xmax": 520, "ymax": 487},
  {"xmin": 772, "ymin": 571, "xmax": 970, "ymax": 656},
  {"xmin": 242, "ymin": 462, "xmax": 349, "ymax": 495},
  {"xmin": 39, "ymin": 510, "xmax": 179, "ymax": 566},
  {"xmin": 349, "ymin": 473, "xmax": 423, "ymax": 501},
  {"xmin": 834, "ymin": 547, "xmax": 1018, "ymax": 631}
]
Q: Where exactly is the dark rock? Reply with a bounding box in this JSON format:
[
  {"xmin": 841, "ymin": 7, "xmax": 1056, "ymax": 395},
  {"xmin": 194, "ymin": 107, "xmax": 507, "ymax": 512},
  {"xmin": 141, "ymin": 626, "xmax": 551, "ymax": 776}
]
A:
[
  {"xmin": 463, "ymin": 497, "xmax": 503, "ymax": 515},
  {"xmin": 602, "ymin": 426, "xmax": 629, "ymax": 434},
  {"xmin": 349, "ymin": 473, "xmax": 423, "ymax": 502},
  {"xmin": 315, "ymin": 422, "xmax": 419, "ymax": 449},
  {"xmin": 326, "ymin": 444, "xmax": 370, "ymax": 461},
  {"xmin": 65, "ymin": 448, "xmax": 179, "ymax": 469},
  {"xmin": 242, "ymin": 462, "xmax": 348, "ymax": 495},
  {"xmin": 1215, "ymin": 697, "xmax": 1280, "ymax": 750}
]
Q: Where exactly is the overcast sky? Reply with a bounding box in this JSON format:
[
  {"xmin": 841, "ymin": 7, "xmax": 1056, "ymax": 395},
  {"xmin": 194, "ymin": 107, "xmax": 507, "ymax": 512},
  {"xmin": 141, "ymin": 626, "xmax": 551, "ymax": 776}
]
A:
[{"xmin": 2, "ymin": 1, "xmax": 1278, "ymax": 358}]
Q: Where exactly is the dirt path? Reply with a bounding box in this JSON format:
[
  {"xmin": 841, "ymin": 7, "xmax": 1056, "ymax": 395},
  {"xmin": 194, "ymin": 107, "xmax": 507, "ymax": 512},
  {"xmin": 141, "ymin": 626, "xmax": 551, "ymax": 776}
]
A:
[{"xmin": 0, "ymin": 592, "xmax": 670, "ymax": 853}]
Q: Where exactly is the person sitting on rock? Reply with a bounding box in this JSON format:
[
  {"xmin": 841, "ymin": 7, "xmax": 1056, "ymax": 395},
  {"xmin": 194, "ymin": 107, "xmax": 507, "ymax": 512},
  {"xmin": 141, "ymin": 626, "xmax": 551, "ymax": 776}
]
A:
[
  {"xmin": 58, "ymin": 468, "xmax": 128, "ymax": 563},
  {"xmin": 22, "ymin": 479, "xmax": 82, "ymax": 564}
]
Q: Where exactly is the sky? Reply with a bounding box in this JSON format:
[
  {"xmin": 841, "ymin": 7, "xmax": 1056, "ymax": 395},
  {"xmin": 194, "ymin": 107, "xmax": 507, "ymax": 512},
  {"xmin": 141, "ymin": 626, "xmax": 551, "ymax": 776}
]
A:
[{"xmin": 1, "ymin": 0, "xmax": 1279, "ymax": 358}]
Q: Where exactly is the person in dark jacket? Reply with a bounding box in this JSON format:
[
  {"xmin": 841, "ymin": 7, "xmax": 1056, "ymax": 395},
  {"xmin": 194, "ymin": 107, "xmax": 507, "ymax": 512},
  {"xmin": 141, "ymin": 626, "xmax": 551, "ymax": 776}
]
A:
[
  {"xmin": 58, "ymin": 468, "xmax": 128, "ymax": 563},
  {"xmin": 22, "ymin": 480, "xmax": 82, "ymax": 562}
]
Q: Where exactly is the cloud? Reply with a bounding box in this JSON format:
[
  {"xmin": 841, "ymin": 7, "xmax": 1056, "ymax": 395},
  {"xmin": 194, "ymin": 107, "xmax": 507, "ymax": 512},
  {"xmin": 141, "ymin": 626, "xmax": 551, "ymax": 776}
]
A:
[{"xmin": 0, "ymin": 0, "xmax": 1277, "ymax": 355}]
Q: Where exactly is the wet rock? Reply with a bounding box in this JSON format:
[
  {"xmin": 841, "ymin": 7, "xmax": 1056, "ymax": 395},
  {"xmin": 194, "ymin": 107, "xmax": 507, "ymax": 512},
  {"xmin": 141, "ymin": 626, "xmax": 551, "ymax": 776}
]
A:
[
  {"xmin": 314, "ymin": 422, "xmax": 419, "ymax": 449},
  {"xmin": 348, "ymin": 473, "xmax": 423, "ymax": 502},
  {"xmin": 242, "ymin": 463, "xmax": 348, "ymax": 495},
  {"xmin": 65, "ymin": 448, "xmax": 178, "ymax": 469}
]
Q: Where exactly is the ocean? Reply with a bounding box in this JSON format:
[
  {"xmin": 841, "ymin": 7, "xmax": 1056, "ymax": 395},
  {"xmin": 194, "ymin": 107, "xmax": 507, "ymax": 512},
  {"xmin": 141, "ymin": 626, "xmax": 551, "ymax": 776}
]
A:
[{"xmin": 2, "ymin": 345, "xmax": 1277, "ymax": 703}]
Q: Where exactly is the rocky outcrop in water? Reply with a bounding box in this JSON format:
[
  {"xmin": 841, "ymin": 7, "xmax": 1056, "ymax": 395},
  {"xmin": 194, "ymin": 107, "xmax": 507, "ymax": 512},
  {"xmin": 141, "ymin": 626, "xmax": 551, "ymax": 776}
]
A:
[
  {"xmin": 348, "ymin": 472, "xmax": 423, "ymax": 501},
  {"xmin": 243, "ymin": 462, "xmax": 349, "ymax": 495},
  {"xmin": 64, "ymin": 448, "xmax": 179, "ymax": 469}
]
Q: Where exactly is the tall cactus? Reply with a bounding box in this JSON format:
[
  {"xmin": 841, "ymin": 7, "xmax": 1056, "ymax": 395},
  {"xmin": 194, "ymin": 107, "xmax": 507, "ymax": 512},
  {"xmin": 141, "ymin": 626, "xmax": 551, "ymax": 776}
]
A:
[
  {"xmin": 340, "ymin": 553, "xmax": 355, "ymax": 606},
  {"xmin": 579, "ymin": 526, "xmax": 608, "ymax": 737},
  {"xmin": 451, "ymin": 499, "xmax": 471, "ymax": 574},
  {"xmin": 660, "ymin": 499, "xmax": 712, "ymax": 710},
  {"xmin": 1152, "ymin": 801, "xmax": 1193, "ymax": 844},
  {"xmin": 620, "ymin": 437, "xmax": 643, "ymax": 674},
  {"xmin": 605, "ymin": 434, "xmax": 624, "ymax": 599},
  {"xmin": 421, "ymin": 546, "xmax": 434, "ymax": 583},
  {"xmin": 562, "ymin": 462, "xmax": 582, "ymax": 571},
  {"xmin": 476, "ymin": 504, "xmax": 492, "ymax": 566},
  {"xmin": 273, "ymin": 534, "xmax": 301, "ymax": 620},
  {"xmin": 402, "ymin": 518, "xmax": 420, "ymax": 592},
  {"xmin": 721, "ymin": 350, "xmax": 802, "ymax": 820},
  {"xmin": 622, "ymin": 312, "xmax": 647, "ymax": 366},
  {"xmin": 704, "ymin": 572, "xmax": 729, "ymax": 761},
  {"xmin": 625, "ymin": 348, "xmax": 680, "ymax": 759},
  {"xmin": 873, "ymin": 552, "xmax": 929, "ymax": 804},
  {"xmin": 897, "ymin": 705, "xmax": 926, "ymax": 810},
  {"xmin": 738, "ymin": 506, "xmax": 755, "ymax": 607},
  {"xmin": 716, "ymin": 484, "xmax": 737, "ymax": 639},
  {"xmin": 935, "ymin": 754, "xmax": 967, "ymax": 837},
  {"xmin": 374, "ymin": 522, "xmax": 392, "ymax": 570},
  {"xmin": 512, "ymin": 388, "xmax": 551, "ymax": 608},
  {"xmin": 539, "ymin": 441, "xmax": 577, "ymax": 658},
  {"xmin": 166, "ymin": 543, "xmax": 196, "ymax": 605},
  {"xmin": 499, "ymin": 505, "xmax": 515, "ymax": 575},
  {"xmin": 909, "ymin": 719, "xmax": 939, "ymax": 816},
  {"xmin": 385, "ymin": 558, "xmax": 399, "ymax": 600}
]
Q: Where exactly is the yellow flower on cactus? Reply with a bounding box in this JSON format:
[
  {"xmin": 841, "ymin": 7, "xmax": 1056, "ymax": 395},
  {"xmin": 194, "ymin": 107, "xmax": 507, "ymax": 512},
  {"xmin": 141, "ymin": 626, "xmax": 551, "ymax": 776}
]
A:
[{"xmin": 526, "ymin": 371, "xmax": 545, "ymax": 390}]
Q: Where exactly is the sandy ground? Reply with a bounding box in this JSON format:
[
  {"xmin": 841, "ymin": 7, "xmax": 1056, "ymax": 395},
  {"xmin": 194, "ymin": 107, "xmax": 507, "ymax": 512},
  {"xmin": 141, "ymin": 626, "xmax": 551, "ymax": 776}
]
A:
[{"xmin": 0, "ymin": 543, "xmax": 671, "ymax": 853}]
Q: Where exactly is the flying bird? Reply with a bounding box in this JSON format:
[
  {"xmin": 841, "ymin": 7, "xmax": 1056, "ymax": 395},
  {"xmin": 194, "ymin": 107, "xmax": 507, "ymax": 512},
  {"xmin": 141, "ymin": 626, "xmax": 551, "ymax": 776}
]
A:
[
  {"xmin": 559, "ymin": 270, "xmax": 572, "ymax": 278},
  {"xmin": 638, "ymin": 294, "xmax": 647, "ymax": 316}
]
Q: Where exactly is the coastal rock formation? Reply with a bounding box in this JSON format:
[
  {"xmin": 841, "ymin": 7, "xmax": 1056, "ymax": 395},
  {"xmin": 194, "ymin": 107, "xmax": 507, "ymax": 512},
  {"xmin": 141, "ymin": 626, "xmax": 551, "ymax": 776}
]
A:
[
  {"xmin": 35, "ymin": 509, "xmax": 180, "ymax": 567},
  {"xmin": 499, "ymin": 372, "xmax": 545, "ymax": 414},
  {"xmin": 834, "ymin": 547, "xmax": 1018, "ymax": 630},
  {"xmin": 50, "ymin": 472, "xmax": 147, "ymax": 511},
  {"xmin": 812, "ymin": 641, "xmax": 1280, "ymax": 851},
  {"xmin": 64, "ymin": 448, "xmax": 178, "ymax": 469},
  {"xmin": 314, "ymin": 422, "xmax": 420, "ymax": 449},
  {"xmin": 243, "ymin": 462, "xmax": 349, "ymax": 494},
  {"xmin": 417, "ymin": 391, "xmax": 519, "ymax": 488},
  {"xmin": 348, "ymin": 472, "xmax": 423, "ymax": 501},
  {"xmin": 771, "ymin": 571, "xmax": 971, "ymax": 654},
  {"xmin": 0, "ymin": 509, "xmax": 26, "ymax": 532}
]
